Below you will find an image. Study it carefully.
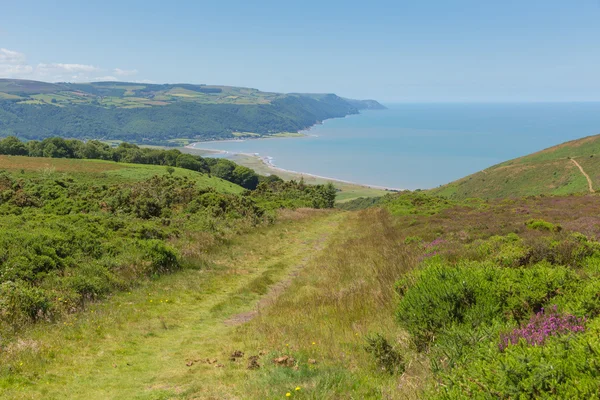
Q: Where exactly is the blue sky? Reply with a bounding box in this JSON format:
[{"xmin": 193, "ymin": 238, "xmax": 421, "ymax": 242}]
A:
[{"xmin": 1, "ymin": 0, "xmax": 600, "ymax": 102}]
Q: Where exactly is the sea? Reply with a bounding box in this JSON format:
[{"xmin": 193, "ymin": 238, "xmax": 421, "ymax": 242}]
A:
[{"xmin": 190, "ymin": 103, "xmax": 600, "ymax": 190}]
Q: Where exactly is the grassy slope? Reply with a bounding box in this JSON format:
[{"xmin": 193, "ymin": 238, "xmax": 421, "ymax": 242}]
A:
[
  {"xmin": 0, "ymin": 210, "xmax": 343, "ymax": 399},
  {"xmin": 0, "ymin": 155, "xmax": 243, "ymax": 193},
  {"xmin": 10, "ymin": 192, "xmax": 600, "ymax": 399},
  {"xmin": 4, "ymin": 172, "xmax": 600, "ymax": 398},
  {"xmin": 430, "ymin": 134, "xmax": 600, "ymax": 200}
]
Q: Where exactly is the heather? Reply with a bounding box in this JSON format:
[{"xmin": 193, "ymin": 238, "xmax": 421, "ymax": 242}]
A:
[
  {"xmin": 2, "ymin": 152, "xmax": 600, "ymax": 398},
  {"xmin": 388, "ymin": 192, "xmax": 600, "ymax": 398},
  {"xmin": 499, "ymin": 306, "xmax": 586, "ymax": 351}
]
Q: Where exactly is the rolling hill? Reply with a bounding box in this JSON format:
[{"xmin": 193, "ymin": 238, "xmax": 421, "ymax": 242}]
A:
[
  {"xmin": 430, "ymin": 134, "xmax": 600, "ymax": 199},
  {"xmin": 0, "ymin": 79, "xmax": 384, "ymax": 144}
]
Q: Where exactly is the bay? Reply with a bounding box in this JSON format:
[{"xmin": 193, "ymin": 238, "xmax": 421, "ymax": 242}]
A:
[{"xmin": 191, "ymin": 103, "xmax": 600, "ymax": 189}]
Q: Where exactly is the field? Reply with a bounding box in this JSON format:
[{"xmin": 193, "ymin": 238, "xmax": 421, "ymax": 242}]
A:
[
  {"xmin": 0, "ymin": 209, "xmax": 342, "ymax": 399},
  {"xmin": 0, "ymin": 80, "xmax": 283, "ymax": 108},
  {"xmin": 0, "ymin": 155, "xmax": 243, "ymax": 193},
  {"xmin": 431, "ymin": 134, "xmax": 600, "ymax": 199}
]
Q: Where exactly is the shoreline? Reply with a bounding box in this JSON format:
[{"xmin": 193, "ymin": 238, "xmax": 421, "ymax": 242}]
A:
[{"xmin": 185, "ymin": 142, "xmax": 403, "ymax": 192}]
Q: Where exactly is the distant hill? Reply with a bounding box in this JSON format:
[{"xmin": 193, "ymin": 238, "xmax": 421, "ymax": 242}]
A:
[
  {"xmin": 431, "ymin": 134, "xmax": 600, "ymax": 199},
  {"xmin": 0, "ymin": 79, "xmax": 385, "ymax": 144}
]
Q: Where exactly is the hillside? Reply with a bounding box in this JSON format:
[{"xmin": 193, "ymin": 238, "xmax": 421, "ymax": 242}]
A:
[
  {"xmin": 4, "ymin": 135, "xmax": 600, "ymax": 398},
  {"xmin": 0, "ymin": 79, "xmax": 384, "ymax": 144},
  {"xmin": 430, "ymin": 134, "xmax": 600, "ymax": 199}
]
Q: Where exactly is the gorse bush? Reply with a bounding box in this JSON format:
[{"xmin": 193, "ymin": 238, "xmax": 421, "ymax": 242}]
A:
[
  {"xmin": 0, "ymin": 166, "xmax": 336, "ymax": 336},
  {"xmin": 396, "ymin": 260, "xmax": 578, "ymax": 350},
  {"xmin": 526, "ymin": 218, "xmax": 561, "ymax": 232}
]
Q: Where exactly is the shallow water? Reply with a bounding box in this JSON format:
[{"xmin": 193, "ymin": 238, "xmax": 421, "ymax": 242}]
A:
[{"xmin": 192, "ymin": 103, "xmax": 600, "ymax": 189}]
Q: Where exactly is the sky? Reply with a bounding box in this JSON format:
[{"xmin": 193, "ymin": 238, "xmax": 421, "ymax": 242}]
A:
[{"xmin": 1, "ymin": 0, "xmax": 600, "ymax": 102}]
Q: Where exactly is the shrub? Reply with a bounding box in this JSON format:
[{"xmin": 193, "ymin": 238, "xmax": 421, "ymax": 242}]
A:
[
  {"xmin": 396, "ymin": 260, "xmax": 579, "ymax": 350},
  {"xmin": 0, "ymin": 281, "xmax": 52, "ymax": 326},
  {"xmin": 434, "ymin": 331, "xmax": 600, "ymax": 399},
  {"xmin": 499, "ymin": 305, "xmax": 586, "ymax": 351},
  {"xmin": 143, "ymin": 240, "xmax": 179, "ymax": 274},
  {"xmin": 364, "ymin": 334, "xmax": 405, "ymax": 375},
  {"xmin": 526, "ymin": 218, "xmax": 561, "ymax": 232}
]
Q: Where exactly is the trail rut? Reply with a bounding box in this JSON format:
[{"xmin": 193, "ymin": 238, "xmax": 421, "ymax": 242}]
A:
[{"xmin": 570, "ymin": 158, "xmax": 595, "ymax": 193}]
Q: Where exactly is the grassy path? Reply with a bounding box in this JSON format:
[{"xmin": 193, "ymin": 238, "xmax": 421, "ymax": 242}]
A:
[
  {"xmin": 570, "ymin": 158, "xmax": 595, "ymax": 193},
  {"xmin": 0, "ymin": 210, "xmax": 344, "ymax": 400}
]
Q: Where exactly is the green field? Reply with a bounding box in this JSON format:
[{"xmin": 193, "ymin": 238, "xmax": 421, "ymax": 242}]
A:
[{"xmin": 0, "ymin": 155, "xmax": 244, "ymax": 193}]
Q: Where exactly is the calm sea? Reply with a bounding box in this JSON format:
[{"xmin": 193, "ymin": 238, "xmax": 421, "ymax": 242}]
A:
[{"xmin": 191, "ymin": 103, "xmax": 600, "ymax": 189}]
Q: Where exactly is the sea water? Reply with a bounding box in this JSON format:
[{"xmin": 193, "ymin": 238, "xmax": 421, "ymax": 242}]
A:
[{"xmin": 191, "ymin": 103, "xmax": 600, "ymax": 189}]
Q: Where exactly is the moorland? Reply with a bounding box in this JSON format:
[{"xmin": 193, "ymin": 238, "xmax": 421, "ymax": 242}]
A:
[{"xmin": 1, "ymin": 133, "xmax": 600, "ymax": 398}]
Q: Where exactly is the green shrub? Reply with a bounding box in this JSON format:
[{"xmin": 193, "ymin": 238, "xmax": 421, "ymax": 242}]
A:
[
  {"xmin": 433, "ymin": 330, "xmax": 600, "ymax": 399},
  {"xmin": 143, "ymin": 240, "xmax": 179, "ymax": 274},
  {"xmin": 403, "ymin": 236, "xmax": 422, "ymax": 245},
  {"xmin": 0, "ymin": 281, "xmax": 52, "ymax": 326},
  {"xmin": 526, "ymin": 218, "xmax": 561, "ymax": 232},
  {"xmin": 364, "ymin": 333, "xmax": 405, "ymax": 375},
  {"xmin": 396, "ymin": 260, "xmax": 579, "ymax": 350}
]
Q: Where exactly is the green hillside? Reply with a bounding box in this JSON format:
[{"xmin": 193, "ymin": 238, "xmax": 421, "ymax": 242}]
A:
[
  {"xmin": 0, "ymin": 155, "xmax": 244, "ymax": 193},
  {"xmin": 4, "ymin": 135, "xmax": 600, "ymax": 399},
  {"xmin": 0, "ymin": 79, "xmax": 384, "ymax": 144},
  {"xmin": 431, "ymin": 134, "xmax": 600, "ymax": 199}
]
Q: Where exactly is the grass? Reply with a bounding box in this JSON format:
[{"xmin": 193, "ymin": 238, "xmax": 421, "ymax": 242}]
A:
[
  {"xmin": 4, "ymin": 183, "xmax": 600, "ymax": 397},
  {"xmin": 0, "ymin": 155, "xmax": 243, "ymax": 194},
  {"xmin": 431, "ymin": 134, "xmax": 600, "ymax": 199},
  {"xmin": 229, "ymin": 208, "xmax": 427, "ymax": 399},
  {"xmin": 0, "ymin": 209, "xmax": 342, "ymax": 399}
]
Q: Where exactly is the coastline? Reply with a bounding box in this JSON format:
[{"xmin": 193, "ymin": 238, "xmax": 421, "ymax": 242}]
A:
[{"xmin": 185, "ymin": 141, "xmax": 402, "ymax": 192}]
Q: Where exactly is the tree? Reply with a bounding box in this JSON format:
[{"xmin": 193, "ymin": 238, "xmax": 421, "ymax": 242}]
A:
[
  {"xmin": 210, "ymin": 159, "xmax": 235, "ymax": 182},
  {"xmin": 232, "ymin": 165, "xmax": 259, "ymax": 190},
  {"xmin": 175, "ymin": 154, "xmax": 209, "ymax": 173},
  {"xmin": 40, "ymin": 137, "xmax": 75, "ymax": 158},
  {"xmin": 0, "ymin": 136, "xmax": 28, "ymax": 156}
]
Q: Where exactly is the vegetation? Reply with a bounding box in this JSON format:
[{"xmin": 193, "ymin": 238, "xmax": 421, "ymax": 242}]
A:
[
  {"xmin": 431, "ymin": 134, "xmax": 600, "ymax": 199},
  {"xmin": 0, "ymin": 136, "xmax": 265, "ymax": 189},
  {"xmin": 0, "ymin": 154, "xmax": 336, "ymax": 340},
  {"xmin": 224, "ymin": 152, "xmax": 390, "ymax": 203},
  {"xmin": 3, "ymin": 133, "xmax": 600, "ymax": 398},
  {"xmin": 0, "ymin": 79, "xmax": 384, "ymax": 143}
]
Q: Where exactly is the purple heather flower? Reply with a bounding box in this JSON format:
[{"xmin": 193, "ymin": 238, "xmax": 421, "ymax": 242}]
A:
[{"xmin": 499, "ymin": 305, "xmax": 586, "ymax": 351}]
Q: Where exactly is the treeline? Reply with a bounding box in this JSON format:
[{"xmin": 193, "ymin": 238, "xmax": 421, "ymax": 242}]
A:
[
  {"xmin": 0, "ymin": 94, "xmax": 358, "ymax": 142},
  {"xmin": 0, "ymin": 135, "xmax": 265, "ymax": 189}
]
